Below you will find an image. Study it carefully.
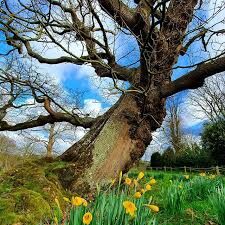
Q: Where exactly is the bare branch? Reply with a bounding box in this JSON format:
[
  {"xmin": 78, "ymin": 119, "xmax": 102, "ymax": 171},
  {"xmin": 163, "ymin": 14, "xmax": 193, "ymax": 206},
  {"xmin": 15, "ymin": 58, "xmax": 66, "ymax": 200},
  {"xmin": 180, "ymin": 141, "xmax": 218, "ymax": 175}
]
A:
[{"xmin": 161, "ymin": 56, "xmax": 225, "ymax": 97}]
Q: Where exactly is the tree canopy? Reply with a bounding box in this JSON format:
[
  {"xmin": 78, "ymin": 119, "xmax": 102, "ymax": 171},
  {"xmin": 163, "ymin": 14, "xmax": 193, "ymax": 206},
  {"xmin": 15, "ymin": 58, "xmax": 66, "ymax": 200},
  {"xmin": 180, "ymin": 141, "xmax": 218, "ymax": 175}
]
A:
[{"xmin": 1, "ymin": 0, "xmax": 225, "ymax": 133}]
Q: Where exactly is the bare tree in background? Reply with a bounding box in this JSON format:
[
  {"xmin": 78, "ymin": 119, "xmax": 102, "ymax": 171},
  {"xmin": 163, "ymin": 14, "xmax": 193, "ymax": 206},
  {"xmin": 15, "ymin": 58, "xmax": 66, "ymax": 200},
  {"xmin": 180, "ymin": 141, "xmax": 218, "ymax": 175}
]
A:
[
  {"xmin": 189, "ymin": 75, "xmax": 225, "ymax": 122},
  {"xmin": 22, "ymin": 122, "xmax": 79, "ymax": 159},
  {"xmin": 1, "ymin": 0, "xmax": 225, "ymax": 192},
  {"xmin": 0, "ymin": 134, "xmax": 17, "ymax": 170},
  {"xmin": 0, "ymin": 57, "xmax": 84, "ymax": 158},
  {"xmin": 165, "ymin": 96, "xmax": 184, "ymax": 152},
  {"xmin": 0, "ymin": 134, "xmax": 17, "ymax": 154}
]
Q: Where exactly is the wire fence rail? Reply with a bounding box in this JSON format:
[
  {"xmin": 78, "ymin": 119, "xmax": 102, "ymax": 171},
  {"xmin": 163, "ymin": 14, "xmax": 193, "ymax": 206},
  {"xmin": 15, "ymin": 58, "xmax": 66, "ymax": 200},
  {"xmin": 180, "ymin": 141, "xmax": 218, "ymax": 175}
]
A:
[{"xmin": 143, "ymin": 165, "xmax": 225, "ymax": 175}]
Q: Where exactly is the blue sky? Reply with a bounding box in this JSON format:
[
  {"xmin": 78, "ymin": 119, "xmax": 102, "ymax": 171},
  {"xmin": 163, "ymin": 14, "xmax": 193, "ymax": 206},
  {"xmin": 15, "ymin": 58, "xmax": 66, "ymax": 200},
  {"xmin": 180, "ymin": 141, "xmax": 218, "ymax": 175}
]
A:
[
  {"xmin": 1, "ymin": 0, "xmax": 224, "ymax": 156},
  {"xmin": 0, "ymin": 11, "xmax": 204, "ymax": 143}
]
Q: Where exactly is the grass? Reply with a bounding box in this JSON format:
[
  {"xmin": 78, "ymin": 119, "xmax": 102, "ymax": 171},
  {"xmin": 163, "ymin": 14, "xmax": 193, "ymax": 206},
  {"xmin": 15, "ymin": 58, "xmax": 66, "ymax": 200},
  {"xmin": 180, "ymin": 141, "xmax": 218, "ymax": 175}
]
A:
[
  {"xmin": 0, "ymin": 161, "xmax": 224, "ymax": 225},
  {"xmin": 41, "ymin": 170, "xmax": 225, "ymax": 225},
  {"xmin": 210, "ymin": 184, "xmax": 225, "ymax": 225}
]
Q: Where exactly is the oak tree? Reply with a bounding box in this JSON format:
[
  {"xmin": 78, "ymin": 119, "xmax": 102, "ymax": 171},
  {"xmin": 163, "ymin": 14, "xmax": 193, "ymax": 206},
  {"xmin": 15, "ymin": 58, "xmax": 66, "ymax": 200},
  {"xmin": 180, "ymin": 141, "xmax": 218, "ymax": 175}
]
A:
[{"xmin": 1, "ymin": 0, "xmax": 225, "ymax": 192}]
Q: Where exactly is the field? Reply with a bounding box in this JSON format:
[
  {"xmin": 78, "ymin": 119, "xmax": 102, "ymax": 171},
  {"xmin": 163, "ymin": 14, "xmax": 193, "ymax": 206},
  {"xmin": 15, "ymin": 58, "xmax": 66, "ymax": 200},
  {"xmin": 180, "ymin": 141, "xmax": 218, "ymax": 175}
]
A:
[{"xmin": 42, "ymin": 169, "xmax": 225, "ymax": 225}]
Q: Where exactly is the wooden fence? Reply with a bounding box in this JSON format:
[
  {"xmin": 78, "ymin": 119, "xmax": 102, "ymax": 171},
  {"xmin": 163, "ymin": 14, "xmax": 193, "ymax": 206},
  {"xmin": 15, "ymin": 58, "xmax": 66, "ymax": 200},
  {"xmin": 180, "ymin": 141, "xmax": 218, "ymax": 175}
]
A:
[{"xmin": 143, "ymin": 165, "xmax": 225, "ymax": 175}]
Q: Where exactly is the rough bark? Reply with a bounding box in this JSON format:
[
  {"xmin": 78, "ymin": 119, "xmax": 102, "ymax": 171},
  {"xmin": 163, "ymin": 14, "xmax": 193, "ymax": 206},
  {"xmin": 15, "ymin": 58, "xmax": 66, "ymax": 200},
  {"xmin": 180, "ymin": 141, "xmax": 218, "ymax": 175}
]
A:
[
  {"xmin": 59, "ymin": 93, "xmax": 165, "ymax": 193},
  {"xmin": 57, "ymin": 0, "xmax": 198, "ymax": 193}
]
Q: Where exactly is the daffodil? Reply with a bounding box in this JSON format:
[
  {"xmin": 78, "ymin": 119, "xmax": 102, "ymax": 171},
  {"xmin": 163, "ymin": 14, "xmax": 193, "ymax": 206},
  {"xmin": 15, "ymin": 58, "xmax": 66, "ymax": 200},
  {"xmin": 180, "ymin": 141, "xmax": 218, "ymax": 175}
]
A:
[
  {"xmin": 134, "ymin": 191, "xmax": 142, "ymax": 199},
  {"xmin": 111, "ymin": 178, "xmax": 116, "ymax": 185},
  {"xmin": 71, "ymin": 196, "xmax": 85, "ymax": 206},
  {"xmin": 123, "ymin": 201, "xmax": 137, "ymax": 217},
  {"xmin": 149, "ymin": 179, "xmax": 156, "ymax": 185},
  {"xmin": 144, "ymin": 204, "xmax": 159, "ymax": 213},
  {"xmin": 141, "ymin": 188, "xmax": 146, "ymax": 194},
  {"xmin": 145, "ymin": 184, "xmax": 152, "ymax": 191},
  {"xmin": 54, "ymin": 216, "xmax": 58, "ymax": 225},
  {"xmin": 209, "ymin": 174, "xmax": 216, "ymax": 179},
  {"xmin": 83, "ymin": 212, "xmax": 93, "ymax": 225},
  {"xmin": 63, "ymin": 197, "xmax": 70, "ymax": 203},
  {"xmin": 137, "ymin": 172, "xmax": 144, "ymax": 180},
  {"xmin": 199, "ymin": 172, "xmax": 206, "ymax": 177},
  {"xmin": 55, "ymin": 198, "xmax": 61, "ymax": 209},
  {"xmin": 82, "ymin": 199, "xmax": 88, "ymax": 207},
  {"xmin": 133, "ymin": 179, "xmax": 138, "ymax": 187},
  {"xmin": 184, "ymin": 175, "xmax": 189, "ymax": 179},
  {"xmin": 125, "ymin": 177, "xmax": 132, "ymax": 185}
]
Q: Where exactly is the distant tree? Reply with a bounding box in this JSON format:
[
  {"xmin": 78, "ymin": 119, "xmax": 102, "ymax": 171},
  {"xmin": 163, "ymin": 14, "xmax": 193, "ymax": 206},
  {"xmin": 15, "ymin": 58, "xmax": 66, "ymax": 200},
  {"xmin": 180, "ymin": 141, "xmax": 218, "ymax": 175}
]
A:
[
  {"xmin": 161, "ymin": 147, "xmax": 175, "ymax": 167},
  {"xmin": 202, "ymin": 120, "xmax": 225, "ymax": 165},
  {"xmin": 189, "ymin": 75, "xmax": 225, "ymax": 122},
  {"xmin": 22, "ymin": 123, "xmax": 79, "ymax": 159},
  {"xmin": 0, "ymin": 134, "xmax": 18, "ymax": 170},
  {"xmin": 174, "ymin": 143, "xmax": 212, "ymax": 167},
  {"xmin": 0, "ymin": 134, "xmax": 17, "ymax": 154},
  {"xmin": 161, "ymin": 138, "xmax": 212, "ymax": 167},
  {"xmin": 150, "ymin": 152, "xmax": 162, "ymax": 167},
  {"xmin": 0, "ymin": 58, "xmax": 83, "ymax": 158},
  {"xmin": 164, "ymin": 96, "xmax": 185, "ymax": 153}
]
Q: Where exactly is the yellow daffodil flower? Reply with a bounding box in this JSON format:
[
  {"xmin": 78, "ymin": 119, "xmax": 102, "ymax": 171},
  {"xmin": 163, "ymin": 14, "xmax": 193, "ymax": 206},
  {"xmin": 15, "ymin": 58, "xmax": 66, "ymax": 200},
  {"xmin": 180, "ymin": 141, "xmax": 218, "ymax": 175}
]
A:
[
  {"xmin": 123, "ymin": 201, "xmax": 137, "ymax": 217},
  {"xmin": 134, "ymin": 191, "xmax": 142, "ymax": 199},
  {"xmin": 141, "ymin": 188, "xmax": 146, "ymax": 194},
  {"xmin": 125, "ymin": 177, "xmax": 132, "ymax": 185},
  {"xmin": 149, "ymin": 179, "xmax": 156, "ymax": 185},
  {"xmin": 82, "ymin": 199, "xmax": 88, "ymax": 207},
  {"xmin": 133, "ymin": 179, "xmax": 138, "ymax": 186},
  {"xmin": 145, "ymin": 184, "xmax": 152, "ymax": 191},
  {"xmin": 83, "ymin": 212, "xmax": 93, "ymax": 225},
  {"xmin": 144, "ymin": 204, "xmax": 159, "ymax": 213},
  {"xmin": 119, "ymin": 171, "xmax": 123, "ymax": 179},
  {"xmin": 54, "ymin": 216, "xmax": 58, "ymax": 225},
  {"xmin": 199, "ymin": 172, "xmax": 206, "ymax": 177},
  {"xmin": 55, "ymin": 198, "xmax": 61, "ymax": 209},
  {"xmin": 209, "ymin": 174, "xmax": 216, "ymax": 179},
  {"xmin": 137, "ymin": 172, "xmax": 144, "ymax": 180},
  {"xmin": 71, "ymin": 196, "xmax": 85, "ymax": 206},
  {"xmin": 184, "ymin": 175, "xmax": 189, "ymax": 179},
  {"xmin": 63, "ymin": 197, "xmax": 70, "ymax": 203},
  {"xmin": 111, "ymin": 178, "xmax": 116, "ymax": 185}
]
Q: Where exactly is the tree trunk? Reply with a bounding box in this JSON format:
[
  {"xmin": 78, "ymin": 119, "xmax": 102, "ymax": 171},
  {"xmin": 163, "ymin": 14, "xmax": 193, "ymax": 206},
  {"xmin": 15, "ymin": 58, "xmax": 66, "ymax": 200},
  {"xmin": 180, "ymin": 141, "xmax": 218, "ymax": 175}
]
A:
[
  {"xmin": 59, "ymin": 92, "xmax": 165, "ymax": 193},
  {"xmin": 46, "ymin": 124, "xmax": 55, "ymax": 159}
]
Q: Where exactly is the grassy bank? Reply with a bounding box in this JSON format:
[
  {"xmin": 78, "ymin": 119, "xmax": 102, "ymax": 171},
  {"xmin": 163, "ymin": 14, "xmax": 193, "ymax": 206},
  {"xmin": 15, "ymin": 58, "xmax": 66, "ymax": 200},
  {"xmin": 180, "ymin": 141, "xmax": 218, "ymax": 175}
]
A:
[{"xmin": 43, "ymin": 170, "xmax": 224, "ymax": 225}]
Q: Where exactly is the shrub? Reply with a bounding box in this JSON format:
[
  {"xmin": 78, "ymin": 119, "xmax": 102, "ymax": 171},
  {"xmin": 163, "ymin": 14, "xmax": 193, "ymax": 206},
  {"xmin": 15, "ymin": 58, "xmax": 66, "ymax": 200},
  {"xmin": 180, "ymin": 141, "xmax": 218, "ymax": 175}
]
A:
[
  {"xmin": 202, "ymin": 120, "xmax": 225, "ymax": 165},
  {"xmin": 150, "ymin": 152, "xmax": 162, "ymax": 167}
]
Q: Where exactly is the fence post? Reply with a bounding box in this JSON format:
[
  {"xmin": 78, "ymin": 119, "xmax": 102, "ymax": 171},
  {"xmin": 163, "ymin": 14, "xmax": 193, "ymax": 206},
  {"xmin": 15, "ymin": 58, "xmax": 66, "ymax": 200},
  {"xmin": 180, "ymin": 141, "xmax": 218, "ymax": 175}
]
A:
[
  {"xmin": 189, "ymin": 167, "xmax": 192, "ymax": 173},
  {"xmin": 170, "ymin": 167, "xmax": 172, "ymax": 172},
  {"xmin": 164, "ymin": 166, "xmax": 167, "ymax": 172},
  {"xmin": 184, "ymin": 166, "xmax": 187, "ymax": 173},
  {"xmin": 216, "ymin": 166, "xmax": 220, "ymax": 175}
]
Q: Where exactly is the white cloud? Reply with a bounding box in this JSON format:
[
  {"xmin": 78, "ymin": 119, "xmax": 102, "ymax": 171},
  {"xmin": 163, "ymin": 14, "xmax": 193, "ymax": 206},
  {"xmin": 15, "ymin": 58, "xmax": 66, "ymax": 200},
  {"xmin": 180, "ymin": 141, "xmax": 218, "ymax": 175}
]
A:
[
  {"xmin": 82, "ymin": 98, "xmax": 105, "ymax": 117},
  {"xmin": 180, "ymin": 100, "xmax": 208, "ymax": 128}
]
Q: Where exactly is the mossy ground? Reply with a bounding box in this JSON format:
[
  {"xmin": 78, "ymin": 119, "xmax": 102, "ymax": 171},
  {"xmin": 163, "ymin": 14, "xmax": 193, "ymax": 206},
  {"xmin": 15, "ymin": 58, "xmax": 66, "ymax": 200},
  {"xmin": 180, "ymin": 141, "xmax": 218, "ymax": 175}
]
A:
[{"xmin": 0, "ymin": 158, "xmax": 71, "ymax": 225}]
